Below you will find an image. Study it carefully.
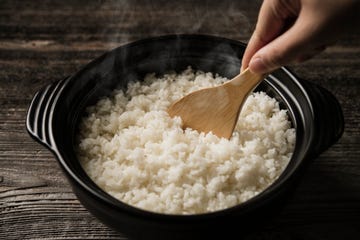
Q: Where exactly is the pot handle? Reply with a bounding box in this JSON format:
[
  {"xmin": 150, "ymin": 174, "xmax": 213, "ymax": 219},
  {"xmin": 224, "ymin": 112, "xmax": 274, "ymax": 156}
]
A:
[
  {"xmin": 303, "ymin": 80, "xmax": 344, "ymax": 157},
  {"xmin": 26, "ymin": 77, "xmax": 70, "ymax": 149}
]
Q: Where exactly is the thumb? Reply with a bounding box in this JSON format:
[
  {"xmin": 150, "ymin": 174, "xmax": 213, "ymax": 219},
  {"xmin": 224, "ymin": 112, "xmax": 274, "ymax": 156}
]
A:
[
  {"xmin": 241, "ymin": 0, "xmax": 301, "ymax": 73},
  {"xmin": 248, "ymin": 12, "xmax": 326, "ymax": 74}
]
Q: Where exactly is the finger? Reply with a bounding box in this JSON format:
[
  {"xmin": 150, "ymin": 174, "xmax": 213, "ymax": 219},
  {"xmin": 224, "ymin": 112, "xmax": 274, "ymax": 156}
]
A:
[
  {"xmin": 248, "ymin": 11, "xmax": 328, "ymax": 74},
  {"xmin": 241, "ymin": 0, "xmax": 300, "ymax": 72}
]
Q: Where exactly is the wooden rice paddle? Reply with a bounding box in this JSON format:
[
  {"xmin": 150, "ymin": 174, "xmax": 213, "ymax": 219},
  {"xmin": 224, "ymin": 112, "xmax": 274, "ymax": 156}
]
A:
[{"xmin": 167, "ymin": 68, "xmax": 265, "ymax": 139}]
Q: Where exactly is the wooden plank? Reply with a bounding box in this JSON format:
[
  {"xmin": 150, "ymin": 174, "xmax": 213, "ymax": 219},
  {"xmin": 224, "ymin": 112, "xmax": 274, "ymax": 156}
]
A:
[{"xmin": 0, "ymin": 0, "xmax": 359, "ymax": 239}]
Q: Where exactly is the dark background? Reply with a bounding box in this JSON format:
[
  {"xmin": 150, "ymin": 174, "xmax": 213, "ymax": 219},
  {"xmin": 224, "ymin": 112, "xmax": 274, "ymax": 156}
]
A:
[{"xmin": 1, "ymin": 0, "xmax": 359, "ymax": 239}]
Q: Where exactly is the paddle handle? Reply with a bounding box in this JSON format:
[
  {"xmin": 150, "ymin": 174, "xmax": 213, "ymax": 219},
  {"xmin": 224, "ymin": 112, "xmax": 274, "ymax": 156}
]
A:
[{"xmin": 226, "ymin": 68, "xmax": 265, "ymax": 94}]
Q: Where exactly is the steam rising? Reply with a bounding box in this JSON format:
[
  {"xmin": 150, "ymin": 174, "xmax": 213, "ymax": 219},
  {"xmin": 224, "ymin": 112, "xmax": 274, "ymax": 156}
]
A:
[{"xmin": 97, "ymin": 0, "xmax": 254, "ymax": 46}]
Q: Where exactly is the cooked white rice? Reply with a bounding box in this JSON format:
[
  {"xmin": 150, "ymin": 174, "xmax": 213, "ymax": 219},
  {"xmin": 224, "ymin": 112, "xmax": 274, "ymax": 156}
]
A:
[{"xmin": 77, "ymin": 67, "xmax": 295, "ymax": 214}]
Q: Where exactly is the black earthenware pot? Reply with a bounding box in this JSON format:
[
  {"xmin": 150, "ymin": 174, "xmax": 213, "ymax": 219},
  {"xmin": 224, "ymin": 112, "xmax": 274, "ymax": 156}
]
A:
[{"xmin": 26, "ymin": 35, "xmax": 344, "ymax": 239}]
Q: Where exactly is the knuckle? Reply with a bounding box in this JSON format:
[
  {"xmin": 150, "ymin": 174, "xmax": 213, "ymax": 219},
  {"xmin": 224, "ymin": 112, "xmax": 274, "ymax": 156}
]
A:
[
  {"xmin": 263, "ymin": 48, "xmax": 287, "ymax": 68},
  {"xmin": 269, "ymin": 0, "xmax": 299, "ymax": 19}
]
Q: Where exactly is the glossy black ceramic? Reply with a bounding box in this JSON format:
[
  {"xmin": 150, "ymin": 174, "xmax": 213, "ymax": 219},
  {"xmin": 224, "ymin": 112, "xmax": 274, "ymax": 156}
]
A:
[{"xmin": 26, "ymin": 35, "xmax": 344, "ymax": 239}]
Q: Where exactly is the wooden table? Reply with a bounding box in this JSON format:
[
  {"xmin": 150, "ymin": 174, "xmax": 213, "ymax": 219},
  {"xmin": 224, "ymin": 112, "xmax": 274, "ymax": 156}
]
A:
[{"xmin": 1, "ymin": 0, "xmax": 359, "ymax": 239}]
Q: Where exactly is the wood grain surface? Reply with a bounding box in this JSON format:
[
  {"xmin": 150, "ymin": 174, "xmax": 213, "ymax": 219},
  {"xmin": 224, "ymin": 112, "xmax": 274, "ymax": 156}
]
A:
[{"xmin": 1, "ymin": 0, "xmax": 359, "ymax": 239}]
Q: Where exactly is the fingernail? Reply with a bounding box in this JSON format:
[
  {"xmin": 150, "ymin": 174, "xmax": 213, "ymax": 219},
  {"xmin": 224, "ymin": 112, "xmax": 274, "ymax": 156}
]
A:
[{"xmin": 249, "ymin": 57, "xmax": 267, "ymax": 74}]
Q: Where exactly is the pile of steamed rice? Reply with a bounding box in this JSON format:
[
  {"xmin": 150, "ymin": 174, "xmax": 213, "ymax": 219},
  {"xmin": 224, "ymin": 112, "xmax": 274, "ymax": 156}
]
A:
[{"xmin": 77, "ymin": 67, "xmax": 295, "ymax": 214}]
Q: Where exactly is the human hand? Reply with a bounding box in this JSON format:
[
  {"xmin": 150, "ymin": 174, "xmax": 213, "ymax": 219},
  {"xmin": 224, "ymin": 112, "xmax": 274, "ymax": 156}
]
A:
[{"xmin": 241, "ymin": 0, "xmax": 359, "ymax": 74}]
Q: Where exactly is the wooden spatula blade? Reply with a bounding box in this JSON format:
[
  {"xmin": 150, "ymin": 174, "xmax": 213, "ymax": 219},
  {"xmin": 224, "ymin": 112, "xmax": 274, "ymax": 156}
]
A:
[
  {"xmin": 167, "ymin": 69, "xmax": 264, "ymax": 139},
  {"xmin": 168, "ymin": 86, "xmax": 244, "ymax": 138}
]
